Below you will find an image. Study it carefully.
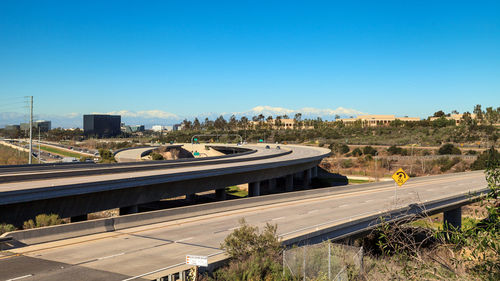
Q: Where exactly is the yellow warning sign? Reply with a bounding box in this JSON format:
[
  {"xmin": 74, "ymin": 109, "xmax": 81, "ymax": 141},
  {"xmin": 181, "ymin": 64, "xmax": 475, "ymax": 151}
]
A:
[{"xmin": 392, "ymin": 168, "xmax": 409, "ymax": 186}]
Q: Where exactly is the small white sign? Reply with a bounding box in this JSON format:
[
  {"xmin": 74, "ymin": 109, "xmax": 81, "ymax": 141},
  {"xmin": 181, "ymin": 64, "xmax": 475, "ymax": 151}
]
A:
[{"xmin": 186, "ymin": 255, "xmax": 208, "ymax": 267}]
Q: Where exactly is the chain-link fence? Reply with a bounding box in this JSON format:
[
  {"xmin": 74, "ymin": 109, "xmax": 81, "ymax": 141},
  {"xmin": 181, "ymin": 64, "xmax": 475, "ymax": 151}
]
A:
[{"xmin": 283, "ymin": 242, "xmax": 364, "ymax": 280}]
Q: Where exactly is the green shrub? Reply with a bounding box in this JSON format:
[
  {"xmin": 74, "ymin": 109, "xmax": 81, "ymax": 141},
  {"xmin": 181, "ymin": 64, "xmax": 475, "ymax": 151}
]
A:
[
  {"xmin": 438, "ymin": 143, "xmax": 461, "ymax": 155},
  {"xmin": 352, "ymin": 148, "xmax": 362, "ymax": 157},
  {"xmin": 23, "ymin": 214, "xmax": 63, "ymax": 229},
  {"xmin": 471, "ymin": 147, "xmax": 500, "ymax": 170},
  {"xmin": 214, "ymin": 219, "xmax": 285, "ymax": 280},
  {"xmin": 151, "ymin": 152, "xmax": 164, "ymax": 160},
  {"xmin": 0, "ymin": 223, "xmax": 16, "ymax": 235},
  {"xmin": 329, "ymin": 143, "xmax": 350, "ymax": 155},
  {"xmin": 363, "ymin": 145, "xmax": 377, "ymax": 156}
]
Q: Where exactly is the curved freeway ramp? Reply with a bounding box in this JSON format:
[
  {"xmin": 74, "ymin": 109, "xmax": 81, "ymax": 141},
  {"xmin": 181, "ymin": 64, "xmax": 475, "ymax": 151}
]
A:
[{"xmin": 0, "ymin": 144, "xmax": 330, "ymax": 225}]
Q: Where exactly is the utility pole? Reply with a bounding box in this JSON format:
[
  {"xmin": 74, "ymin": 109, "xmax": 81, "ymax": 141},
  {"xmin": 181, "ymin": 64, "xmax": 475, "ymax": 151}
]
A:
[
  {"xmin": 38, "ymin": 126, "xmax": 41, "ymax": 164},
  {"xmin": 28, "ymin": 96, "xmax": 33, "ymax": 164}
]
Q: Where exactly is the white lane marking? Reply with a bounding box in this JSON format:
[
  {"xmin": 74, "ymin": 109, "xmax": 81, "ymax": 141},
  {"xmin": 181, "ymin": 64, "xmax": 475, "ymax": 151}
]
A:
[
  {"xmin": 175, "ymin": 237, "xmax": 193, "ymax": 243},
  {"xmin": 228, "ymin": 227, "xmax": 239, "ymax": 231},
  {"xmin": 338, "ymin": 204, "xmax": 349, "ymax": 208},
  {"xmin": 121, "ymin": 251, "xmax": 225, "ymax": 281},
  {"xmin": 6, "ymin": 275, "xmax": 33, "ymax": 281},
  {"xmin": 364, "ymin": 199, "xmax": 374, "ymax": 203},
  {"xmin": 307, "ymin": 210, "xmax": 319, "ymax": 214},
  {"xmin": 97, "ymin": 253, "xmax": 125, "ymax": 260},
  {"xmin": 272, "ymin": 216, "xmax": 285, "ymax": 221}
]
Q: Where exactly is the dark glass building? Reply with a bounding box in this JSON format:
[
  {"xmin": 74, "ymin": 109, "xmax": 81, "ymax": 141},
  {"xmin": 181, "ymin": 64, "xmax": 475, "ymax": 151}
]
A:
[{"xmin": 83, "ymin": 114, "xmax": 121, "ymax": 137}]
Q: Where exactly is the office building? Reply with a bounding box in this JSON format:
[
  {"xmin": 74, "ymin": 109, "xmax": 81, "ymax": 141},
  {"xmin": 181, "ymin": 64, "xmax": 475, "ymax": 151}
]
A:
[{"xmin": 83, "ymin": 114, "xmax": 121, "ymax": 137}]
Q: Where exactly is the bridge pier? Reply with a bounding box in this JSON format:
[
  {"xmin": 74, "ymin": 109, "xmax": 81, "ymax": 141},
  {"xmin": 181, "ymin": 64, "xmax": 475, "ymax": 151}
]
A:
[
  {"xmin": 70, "ymin": 214, "xmax": 87, "ymax": 222},
  {"xmin": 268, "ymin": 178, "xmax": 277, "ymax": 193},
  {"xmin": 443, "ymin": 207, "xmax": 462, "ymax": 230},
  {"xmin": 248, "ymin": 181, "xmax": 261, "ymax": 197},
  {"xmin": 302, "ymin": 169, "xmax": 312, "ymax": 189},
  {"xmin": 215, "ymin": 188, "xmax": 226, "ymax": 201},
  {"xmin": 312, "ymin": 166, "xmax": 318, "ymax": 178},
  {"xmin": 119, "ymin": 205, "xmax": 138, "ymax": 215},
  {"xmin": 285, "ymin": 174, "xmax": 294, "ymax": 192}
]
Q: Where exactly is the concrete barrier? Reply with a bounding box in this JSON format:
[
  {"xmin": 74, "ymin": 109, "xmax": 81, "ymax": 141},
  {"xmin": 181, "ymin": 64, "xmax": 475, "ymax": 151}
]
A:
[
  {"xmin": 2, "ymin": 217, "xmax": 115, "ymax": 245},
  {"xmin": 1, "ymin": 178, "xmax": 487, "ymax": 246}
]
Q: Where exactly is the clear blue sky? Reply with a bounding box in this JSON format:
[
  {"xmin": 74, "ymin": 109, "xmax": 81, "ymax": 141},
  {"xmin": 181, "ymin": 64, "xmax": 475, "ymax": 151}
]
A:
[{"xmin": 0, "ymin": 0, "xmax": 499, "ymax": 119}]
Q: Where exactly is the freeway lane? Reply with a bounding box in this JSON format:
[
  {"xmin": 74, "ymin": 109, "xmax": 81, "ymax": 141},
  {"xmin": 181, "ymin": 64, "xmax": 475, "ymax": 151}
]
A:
[
  {"xmin": 0, "ymin": 144, "xmax": 323, "ymax": 197},
  {"xmin": 0, "ymin": 171, "xmax": 487, "ymax": 281}
]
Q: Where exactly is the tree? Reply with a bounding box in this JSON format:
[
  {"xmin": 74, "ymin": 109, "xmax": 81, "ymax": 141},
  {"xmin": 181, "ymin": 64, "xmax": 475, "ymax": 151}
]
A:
[
  {"xmin": 182, "ymin": 119, "xmax": 192, "ymax": 130},
  {"xmin": 193, "ymin": 118, "xmax": 201, "ymax": 130},
  {"xmin": 433, "ymin": 110, "xmax": 446, "ymax": 118},
  {"xmin": 214, "ymin": 115, "xmax": 227, "ymax": 130},
  {"xmin": 473, "ymin": 104, "xmax": 483, "ymax": 122},
  {"xmin": 228, "ymin": 115, "xmax": 238, "ymax": 130},
  {"xmin": 438, "ymin": 143, "xmax": 461, "ymax": 155}
]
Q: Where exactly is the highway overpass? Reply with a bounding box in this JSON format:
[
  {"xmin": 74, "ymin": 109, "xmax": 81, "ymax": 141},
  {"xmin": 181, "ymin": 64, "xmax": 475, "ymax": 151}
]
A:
[
  {"xmin": 0, "ymin": 144, "xmax": 329, "ymax": 225},
  {"xmin": 0, "ymin": 171, "xmax": 488, "ymax": 281}
]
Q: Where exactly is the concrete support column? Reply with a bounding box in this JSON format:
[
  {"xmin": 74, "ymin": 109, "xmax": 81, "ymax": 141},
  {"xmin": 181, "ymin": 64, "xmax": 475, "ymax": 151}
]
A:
[
  {"xmin": 215, "ymin": 188, "xmax": 226, "ymax": 201},
  {"xmin": 312, "ymin": 166, "xmax": 318, "ymax": 178},
  {"xmin": 302, "ymin": 169, "xmax": 312, "ymax": 189},
  {"xmin": 248, "ymin": 181, "xmax": 261, "ymax": 197},
  {"xmin": 119, "ymin": 205, "xmax": 138, "ymax": 216},
  {"xmin": 285, "ymin": 174, "xmax": 294, "ymax": 192},
  {"xmin": 70, "ymin": 214, "xmax": 87, "ymax": 223},
  {"xmin": 179, "ymin": 270, "xmax": 187, "ymax": 281},
  {"xmin": 268, "ymin": 178, "xmax": 277, "ymax": 193},
  {"xmin": 443, "ymin": 207, "xmax": 462, "ymax": 230}
]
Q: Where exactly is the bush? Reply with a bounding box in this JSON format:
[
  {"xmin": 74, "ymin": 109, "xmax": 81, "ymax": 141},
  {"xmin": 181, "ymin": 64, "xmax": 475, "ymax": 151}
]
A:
[
  {"xmin": 329, "ymin": 143, "xmax": 350, "ymax": 155},
  {"xmin": 23, "ymin": 214, "xmax": 63, "ymax": 229},
  {"xmin": 471, "ymin": 147, "xmax": 500, "ymax": 170},
  {"xmin": 214, "ymin": 219, "xmax": 284, "ymax": 281},
  {"xmin": 352, "ymin": 148, "xmax": 362, "ymax": 157},
  {"xmin": 439, "ymin": 157, "xmax": 461, "ymax": 172},
  {"xmin": 98, "ymin": 149, "xmax": 116, "ymax": 163},
  {"xmin": 363, "ymin": 145, "xmax": 377, "ymax": 156},
  {"xmin": 438, "ymin": 143, "xmax": 461, "ymax": 155},
  {"xmin": 0, "ymin": 223, "xmax": 16, "ymax": 235},
  {"xmin": 151, "ymin": 152, "xmax": 164, "ymax": 160}
]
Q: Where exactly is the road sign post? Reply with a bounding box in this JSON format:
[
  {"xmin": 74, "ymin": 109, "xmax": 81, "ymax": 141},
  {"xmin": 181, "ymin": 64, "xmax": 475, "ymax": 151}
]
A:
[{"xmin": 391, "ymin": 168, "xmax": 410, "ymax": 206}]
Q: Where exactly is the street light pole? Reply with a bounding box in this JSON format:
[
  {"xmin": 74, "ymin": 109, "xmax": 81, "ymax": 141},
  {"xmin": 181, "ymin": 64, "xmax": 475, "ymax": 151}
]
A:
[
  {"xmin": 38, "ymin": 126, "xmax": 41, "ymax": 164},
  {"xmin": 28, "ymin": 96, "xmax": 33, "ymax": 164}
]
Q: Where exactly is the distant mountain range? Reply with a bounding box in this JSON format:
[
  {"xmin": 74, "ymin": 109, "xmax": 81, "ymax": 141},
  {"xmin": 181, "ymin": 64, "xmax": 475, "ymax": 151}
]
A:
[{"xmin": 0, "ymin": 105, "xmax": 365, "ymax": 129}]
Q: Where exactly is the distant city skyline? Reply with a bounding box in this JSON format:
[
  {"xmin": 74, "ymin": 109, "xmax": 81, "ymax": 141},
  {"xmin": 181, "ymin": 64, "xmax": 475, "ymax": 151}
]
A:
[
  {"xmin": 1, "ymin": 1, "xmax": 498, "ymax": 126},
  {"xmin": 1, "ymin": 104, "xmax": 495, "ymax": 129}
]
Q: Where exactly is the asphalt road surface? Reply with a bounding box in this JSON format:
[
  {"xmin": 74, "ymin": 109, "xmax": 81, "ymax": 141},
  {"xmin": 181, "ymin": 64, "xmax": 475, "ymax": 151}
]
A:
[{"xmin": 0, "ymin": 171, "xmax": 487, "ymax": 281}]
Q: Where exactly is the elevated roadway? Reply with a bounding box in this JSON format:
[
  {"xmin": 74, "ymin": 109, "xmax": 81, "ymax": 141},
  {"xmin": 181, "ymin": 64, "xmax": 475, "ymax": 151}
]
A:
[
  {"xmin": 0, "ymin": 144, "xmax": 329, "ymax": 225},
  {"xmin": 0, "ymin": 171, "xmax": 488, "ymax": 281}
]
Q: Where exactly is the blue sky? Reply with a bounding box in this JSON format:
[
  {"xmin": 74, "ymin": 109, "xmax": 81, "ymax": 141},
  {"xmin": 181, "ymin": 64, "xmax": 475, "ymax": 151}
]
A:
[{"xmin": 0, "ymin": 0, "xmax": 499, "ymax": 127}]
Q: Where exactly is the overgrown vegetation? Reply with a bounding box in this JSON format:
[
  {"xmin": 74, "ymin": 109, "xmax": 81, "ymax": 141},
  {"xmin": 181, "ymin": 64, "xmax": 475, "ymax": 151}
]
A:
[
  {"xmin": 23, "ymin": 214, "xmax": 64, "ymax": 229},
  {"xmin": 209, "ymin": 219, "xmax": 285, "ymax": 281},
  {"xmin": 98, "ymin": 148, "xmax": 116, "ymax": 163},
  {"xmin": 0, "ymin": 144, "xmax": 35, "ymax": 165},
  {"xmin": 0, "ymin": 223, "xmax": 16, "ymax": 235},
  {"xmin": 367, "ymin": 153, "xmax": 499, "ymax": 280}
]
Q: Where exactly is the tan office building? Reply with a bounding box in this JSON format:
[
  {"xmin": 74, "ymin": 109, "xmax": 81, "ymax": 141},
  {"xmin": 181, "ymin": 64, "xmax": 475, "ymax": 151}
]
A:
[{"xmin": 339, "ymin": 115, "xmax": 420, "ymax": 127}]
